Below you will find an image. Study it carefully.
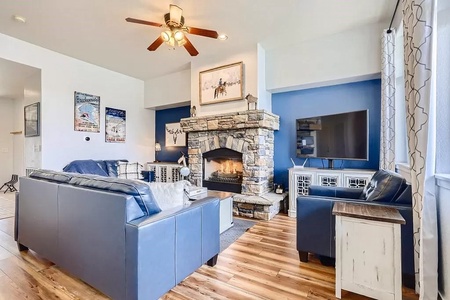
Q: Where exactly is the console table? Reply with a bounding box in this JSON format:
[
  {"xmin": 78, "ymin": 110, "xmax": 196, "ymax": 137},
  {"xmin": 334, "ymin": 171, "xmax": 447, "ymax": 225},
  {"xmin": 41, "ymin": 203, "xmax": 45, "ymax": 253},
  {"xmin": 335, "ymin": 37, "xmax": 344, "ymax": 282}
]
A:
[
  {"xmin": 288, "ymin": 167, "xmax": 375, "ymax": 217},
  {"xmin": 333, "ymin": 202, "xmax": 405, "ymax": 299}
]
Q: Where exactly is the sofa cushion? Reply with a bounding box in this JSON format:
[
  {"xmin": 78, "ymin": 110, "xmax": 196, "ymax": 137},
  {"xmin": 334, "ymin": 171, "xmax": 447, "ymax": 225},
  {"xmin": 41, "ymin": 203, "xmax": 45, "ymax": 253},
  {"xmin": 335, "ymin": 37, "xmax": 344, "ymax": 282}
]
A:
[
  {"xmin": 63, "ymin": 160, "xmax": 109, "ymax": 177},
  {"xmin": 118, "ymin": 162, "xmax": 143, "ymax": 180},
  {"xmin": 147, "ymin": 181, "xmax": 191, "ymax": 211},
  {"xmin": 360, "ymin": 169, "xmax": 408, "ymax": 202},
  {"xmin": 29, "ymin": 169, "xmax": 74, "ymax": 183},
  {"xmin": 68, "ymin": 174, "xmax": 161, "ymax": 216},
  {"xmin": 104, "ymin": 160, "xmax": 127, "ymax": 177}
]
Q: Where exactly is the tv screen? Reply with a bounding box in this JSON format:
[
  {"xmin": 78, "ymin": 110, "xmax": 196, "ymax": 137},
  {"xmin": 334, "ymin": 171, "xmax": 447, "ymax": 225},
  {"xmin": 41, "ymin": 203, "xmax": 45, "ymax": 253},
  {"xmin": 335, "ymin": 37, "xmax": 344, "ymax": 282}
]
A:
[{"xmin": 296, "ymin": 110, "xmax": 368, "ymax": 160}]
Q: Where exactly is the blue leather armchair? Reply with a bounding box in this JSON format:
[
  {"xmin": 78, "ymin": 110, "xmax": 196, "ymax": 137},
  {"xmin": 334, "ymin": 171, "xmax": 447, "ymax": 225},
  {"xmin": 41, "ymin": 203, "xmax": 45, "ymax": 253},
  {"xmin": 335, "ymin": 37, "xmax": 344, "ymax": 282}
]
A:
[{"xmin": 296, "ymin": 169, "xmax": 415, "ymax": 288}]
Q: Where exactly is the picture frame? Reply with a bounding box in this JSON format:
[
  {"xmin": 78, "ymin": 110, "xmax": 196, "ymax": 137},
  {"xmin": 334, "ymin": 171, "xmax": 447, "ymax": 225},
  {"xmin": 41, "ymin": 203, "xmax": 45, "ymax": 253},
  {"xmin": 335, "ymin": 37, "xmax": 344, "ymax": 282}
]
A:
[
  {"xmin": 199, "ymin": 61, "xmax": 243, "ymax": 105},
  {"xmin": 165, "ymin": 122, "xmax": 186, "ymax": 147},
  {"xmin": 105, "ymin": 107, "xmax": 126, "ymax": 143},
  {"xmin": 24, "ymin": 102, "xmax": 40, "ymax": 137},
  {"xmin": 74, "ymin": 91, "xmax": 100, "ymax": 132}
]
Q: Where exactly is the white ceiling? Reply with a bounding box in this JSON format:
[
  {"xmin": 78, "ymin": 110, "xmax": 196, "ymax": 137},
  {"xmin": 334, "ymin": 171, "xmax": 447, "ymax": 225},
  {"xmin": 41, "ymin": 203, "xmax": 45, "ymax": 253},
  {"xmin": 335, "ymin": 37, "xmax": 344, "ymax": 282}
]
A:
[
  {"xmin": 0, "ymin": 0, "xmax": 395, "ymax": 81},
  {"xmin": 0, "ymin": 57, "xmax": 40, "ymax": 100}
]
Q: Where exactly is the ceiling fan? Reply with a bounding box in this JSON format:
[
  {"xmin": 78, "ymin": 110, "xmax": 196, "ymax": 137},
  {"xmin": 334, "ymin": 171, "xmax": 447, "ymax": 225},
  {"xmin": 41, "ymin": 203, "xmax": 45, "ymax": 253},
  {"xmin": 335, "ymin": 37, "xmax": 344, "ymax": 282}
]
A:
[{"xmin": 126, "ymin": 4, "xmax": 219, "ymax": 56}]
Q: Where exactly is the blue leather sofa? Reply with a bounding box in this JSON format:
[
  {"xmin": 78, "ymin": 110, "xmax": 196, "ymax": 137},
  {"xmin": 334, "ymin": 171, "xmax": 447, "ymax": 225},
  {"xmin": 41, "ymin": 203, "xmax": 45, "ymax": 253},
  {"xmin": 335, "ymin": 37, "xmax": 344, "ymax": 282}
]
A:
[
  {"xmin": 15, "ymin": 169, "xmax": 220, "ymax": 300},
  {"xmin": 63, "ymin": 159, "xmax": 128, "ymax": 177},
  {"xmin": 296, "ymin": 169, "xmax": 415, "ymax": 288}
]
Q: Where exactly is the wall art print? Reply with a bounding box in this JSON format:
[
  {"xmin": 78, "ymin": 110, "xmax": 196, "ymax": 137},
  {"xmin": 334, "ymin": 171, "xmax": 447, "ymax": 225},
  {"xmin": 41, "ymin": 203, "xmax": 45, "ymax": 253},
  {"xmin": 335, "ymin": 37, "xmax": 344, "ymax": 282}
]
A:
[
  {"xmin": 165, "ymin": 122, "xmax": 186, "ymax": 147},
  {"xmin": 105, "ymin": 107, "xmax": 126, "ymax": 143},
  {"xmin": 74, "ymin": 91, "xmax": 100, "ymax": 132},
  {"xmin": 199, "ymin": 61, "xmax": 243, "ymax": 105},
  {"xmin": 24, "ymin": 102, "xmax": 40, "ymax": 137}
]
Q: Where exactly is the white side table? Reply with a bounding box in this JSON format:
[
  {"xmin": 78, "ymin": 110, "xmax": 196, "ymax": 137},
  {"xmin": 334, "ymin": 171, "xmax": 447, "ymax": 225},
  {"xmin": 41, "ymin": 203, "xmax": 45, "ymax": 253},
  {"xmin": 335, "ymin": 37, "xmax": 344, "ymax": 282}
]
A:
[
  {"xmin": 195, "ymin": 190, "xmax": 234, "ymax": 234},
  {"xmin": 333, "ymin": 202, "xmax": 405, "ymax": 300}
]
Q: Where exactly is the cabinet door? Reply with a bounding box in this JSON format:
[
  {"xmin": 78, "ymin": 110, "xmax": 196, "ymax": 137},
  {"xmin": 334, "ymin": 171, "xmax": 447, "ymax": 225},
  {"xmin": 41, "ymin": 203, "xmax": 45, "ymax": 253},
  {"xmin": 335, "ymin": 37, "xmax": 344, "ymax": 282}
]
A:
[
  {"xmin": 343, "ymin": 173, "xmax": 373, "ymax": 189},
  {"xmin": 317, "ymin": 172, "xmax": 342, "ymax": 187},
  {"xmin": 294, "ymin": 173, "xmax": 314, "ymax": 196}
]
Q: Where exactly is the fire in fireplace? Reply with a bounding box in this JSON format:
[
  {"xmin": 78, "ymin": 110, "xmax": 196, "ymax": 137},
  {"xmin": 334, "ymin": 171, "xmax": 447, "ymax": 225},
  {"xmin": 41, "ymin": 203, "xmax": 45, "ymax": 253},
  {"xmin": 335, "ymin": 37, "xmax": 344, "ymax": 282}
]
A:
[{"xmin": 202, "ymin": 148, "xmax": 243, "ymax": 193}]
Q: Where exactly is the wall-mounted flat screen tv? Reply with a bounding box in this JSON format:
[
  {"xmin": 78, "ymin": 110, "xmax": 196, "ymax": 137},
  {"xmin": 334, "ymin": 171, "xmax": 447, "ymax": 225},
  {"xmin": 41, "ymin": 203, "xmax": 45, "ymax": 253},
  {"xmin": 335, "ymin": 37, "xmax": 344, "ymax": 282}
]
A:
[{"xmin": 296, "ymin": 110, "xmax": 368, "ymax": 163}]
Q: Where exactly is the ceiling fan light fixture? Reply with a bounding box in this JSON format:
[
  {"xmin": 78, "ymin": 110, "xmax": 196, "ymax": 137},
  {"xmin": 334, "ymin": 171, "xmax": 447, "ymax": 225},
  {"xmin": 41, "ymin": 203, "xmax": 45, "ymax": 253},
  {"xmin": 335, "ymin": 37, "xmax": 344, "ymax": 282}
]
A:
[
  {"xmin": 173, "ymin": 30, "xmax": 184, "ymax": 41},
  {"xmin": 177, "ymin": 38, "xmax": 187, "ymax": 47},
  {"xmin": 161, "ymin": 30, "xmax": 171, "ymax": 42},
  {"xmin": 168, "ymin": 36, "xmax": 176, "ymax": 47}
]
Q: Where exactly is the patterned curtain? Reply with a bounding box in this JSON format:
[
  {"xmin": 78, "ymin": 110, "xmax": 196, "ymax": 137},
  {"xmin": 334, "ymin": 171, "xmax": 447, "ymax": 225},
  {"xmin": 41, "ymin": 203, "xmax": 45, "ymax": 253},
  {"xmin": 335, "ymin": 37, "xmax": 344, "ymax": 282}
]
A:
[
  {"xmin": 402, "ymin": 0, "xmax": 438, "ymax": 297},
  {"xmin": 380, "ymin": 30, "xmax": 396, "ymax": 171}
]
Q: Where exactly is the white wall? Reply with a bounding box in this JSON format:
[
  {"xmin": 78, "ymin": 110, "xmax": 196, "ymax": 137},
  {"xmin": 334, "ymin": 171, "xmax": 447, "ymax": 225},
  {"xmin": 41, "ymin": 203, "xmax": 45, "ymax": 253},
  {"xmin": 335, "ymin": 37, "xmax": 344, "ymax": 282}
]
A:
[
  {"xmin": 0, "ymin": 33, "xmax": 155, "ymax": 170},
  {"xmin": 0, "ymin": 99, "xmax": 14, "ymax": 184},
  {"xmin": 257, "ymin": 44, "xmax": 271, "ymax": 112},
  {"xmin": 266, "ymin": 23, "xmax": 384, "ymax": 93},
  {"xmin": 144, "ymin": 69, "xmax": 191, "ymax": 109}
]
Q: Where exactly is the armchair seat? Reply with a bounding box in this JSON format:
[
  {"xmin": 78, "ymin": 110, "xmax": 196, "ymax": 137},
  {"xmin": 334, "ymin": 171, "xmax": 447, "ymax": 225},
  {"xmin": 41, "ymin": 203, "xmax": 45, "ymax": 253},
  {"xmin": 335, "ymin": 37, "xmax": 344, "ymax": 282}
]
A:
[{"xmin": 296, "ymin": 169, "xmax": 415, "ymax": 288}]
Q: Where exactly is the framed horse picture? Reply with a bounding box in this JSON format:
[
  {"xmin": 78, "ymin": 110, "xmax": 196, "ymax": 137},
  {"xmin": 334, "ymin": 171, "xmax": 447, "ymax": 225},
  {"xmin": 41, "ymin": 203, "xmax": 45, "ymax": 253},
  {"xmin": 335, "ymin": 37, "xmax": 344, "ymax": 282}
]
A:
[{"xmin": 199, "ymin": 61, "xmax": 243, "ymax": 105}]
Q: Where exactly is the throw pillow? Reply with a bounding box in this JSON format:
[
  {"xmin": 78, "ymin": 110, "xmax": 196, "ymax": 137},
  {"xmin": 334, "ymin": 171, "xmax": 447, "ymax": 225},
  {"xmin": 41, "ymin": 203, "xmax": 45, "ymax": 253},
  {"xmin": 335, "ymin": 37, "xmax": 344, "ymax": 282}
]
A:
[
  {"xmin": 147, "ymin": 180, "xmax": 191, "ymax": 211},
  {"xmin": 118, "ymin": 162, "xmax": 143, "ymax": 180}
]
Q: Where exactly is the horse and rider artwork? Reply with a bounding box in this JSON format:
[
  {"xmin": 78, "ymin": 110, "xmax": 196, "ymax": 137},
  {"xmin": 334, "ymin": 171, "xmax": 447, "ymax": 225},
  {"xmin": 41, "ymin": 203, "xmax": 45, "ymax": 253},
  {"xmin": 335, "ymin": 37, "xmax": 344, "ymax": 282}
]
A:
[{"xmin": 199, "ymin": 62, "xmax": 243, "ymax": 105}]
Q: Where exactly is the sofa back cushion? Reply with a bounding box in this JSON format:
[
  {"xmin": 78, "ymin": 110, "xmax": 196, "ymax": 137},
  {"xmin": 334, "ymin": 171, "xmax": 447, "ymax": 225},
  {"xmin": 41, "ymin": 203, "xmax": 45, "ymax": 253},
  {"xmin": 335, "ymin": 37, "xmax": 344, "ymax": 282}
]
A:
[
  {"xmin": 69, "ymin": 174, "xmax": 161, "ymax": 217},
  {"xmin": 29, "ymin": 169, "xmax": 74, "ymax": 183},
  {"xmin": 360, "ymin": 169, "xmax": 408, "ymax": 202},
  {"xmin": 63, "ymin": 160, "xmax": 109, "ymax": 177}
]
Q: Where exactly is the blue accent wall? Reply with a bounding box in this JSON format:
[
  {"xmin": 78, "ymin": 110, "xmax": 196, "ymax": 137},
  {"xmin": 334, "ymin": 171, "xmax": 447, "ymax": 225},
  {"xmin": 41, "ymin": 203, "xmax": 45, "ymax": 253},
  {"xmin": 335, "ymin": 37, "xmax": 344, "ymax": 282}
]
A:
[
  {"xmin": 155, "ymin": 106, "xmax": 190, "ymax": 162},
  {"xmin": 272, "ymin": 79, "xmax": 381, "ymax": 189}
]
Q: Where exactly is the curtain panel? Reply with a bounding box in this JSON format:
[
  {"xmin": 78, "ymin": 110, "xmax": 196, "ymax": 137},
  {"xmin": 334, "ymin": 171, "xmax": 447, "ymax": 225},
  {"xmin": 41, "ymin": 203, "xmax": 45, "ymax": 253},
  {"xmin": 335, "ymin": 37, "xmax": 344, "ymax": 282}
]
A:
[
  {"xmin": 380, "ymin": 30, "xmax": 396, "ymax": 171},
  {"xmin": 402, "ymin": 0, "xmax": 438, "ymax": 297}
]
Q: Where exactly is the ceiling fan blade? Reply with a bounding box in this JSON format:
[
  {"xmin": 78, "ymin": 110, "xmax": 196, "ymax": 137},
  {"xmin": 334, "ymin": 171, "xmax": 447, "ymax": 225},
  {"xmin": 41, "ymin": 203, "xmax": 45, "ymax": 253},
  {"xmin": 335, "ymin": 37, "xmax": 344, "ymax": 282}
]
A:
[
  {"xmin": 147, "ymin": 36, "xmax": 164, "ymax": 51},
  {"xmin": 125, "ymin": 17, "xmax": 163, "ymax": 28},
  {"xmin": 187, "ymin": 27, "xmax": 219, "ymax": 39},
  {"xmin": 183, "ymin": 36, "xmax": 199, "ymax": 56}
]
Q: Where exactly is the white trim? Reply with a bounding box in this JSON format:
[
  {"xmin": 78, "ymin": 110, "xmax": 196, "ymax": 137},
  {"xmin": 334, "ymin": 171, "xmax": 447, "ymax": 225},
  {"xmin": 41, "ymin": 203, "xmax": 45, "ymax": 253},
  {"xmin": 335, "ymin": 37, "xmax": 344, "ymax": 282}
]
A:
[
  {"xmin": 396, "ymin": 163, "xmax": 411, "ymax": 183},
  {"xmin": 436, "ymin": 174, "xmax": 450, "ymax": 190}
]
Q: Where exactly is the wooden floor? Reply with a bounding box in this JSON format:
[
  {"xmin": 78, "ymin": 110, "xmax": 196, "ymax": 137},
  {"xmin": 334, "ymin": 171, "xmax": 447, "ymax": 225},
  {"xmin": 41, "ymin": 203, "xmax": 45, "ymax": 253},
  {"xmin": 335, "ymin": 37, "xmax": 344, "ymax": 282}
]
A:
[{"xmin": 0, "ymin": 212, "xmax": 418, "ymax": 299}]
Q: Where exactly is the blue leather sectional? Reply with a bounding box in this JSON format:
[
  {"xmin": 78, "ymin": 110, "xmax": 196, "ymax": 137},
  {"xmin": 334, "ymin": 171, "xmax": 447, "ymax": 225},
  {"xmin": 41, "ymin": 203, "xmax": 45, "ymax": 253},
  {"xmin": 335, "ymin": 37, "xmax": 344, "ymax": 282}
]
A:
[{"xmin": 15, "ymin": 169, "xmax": 220, "ymax": 300}]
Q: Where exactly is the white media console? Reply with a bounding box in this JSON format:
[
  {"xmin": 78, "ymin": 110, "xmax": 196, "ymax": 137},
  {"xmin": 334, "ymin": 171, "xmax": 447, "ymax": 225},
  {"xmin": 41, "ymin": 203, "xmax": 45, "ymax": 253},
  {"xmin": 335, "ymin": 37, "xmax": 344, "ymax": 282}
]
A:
[{"xmin": 288, "ymin": 167, "xmax": 376, "ymax": 217}]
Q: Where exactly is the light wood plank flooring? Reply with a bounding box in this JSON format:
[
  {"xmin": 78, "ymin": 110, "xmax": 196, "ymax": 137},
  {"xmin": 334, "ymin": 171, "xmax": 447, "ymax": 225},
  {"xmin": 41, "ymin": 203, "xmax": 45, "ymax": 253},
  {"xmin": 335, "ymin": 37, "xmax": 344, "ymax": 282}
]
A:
[{"xmin": 0, "ymin": 205, "xmax": 417, "ymax": 299}]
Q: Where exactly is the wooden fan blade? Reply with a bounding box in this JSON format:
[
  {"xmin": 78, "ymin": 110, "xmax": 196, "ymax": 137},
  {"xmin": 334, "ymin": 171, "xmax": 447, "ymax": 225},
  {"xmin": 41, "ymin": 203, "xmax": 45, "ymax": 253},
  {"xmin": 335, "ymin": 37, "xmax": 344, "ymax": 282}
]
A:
[
  {"xmin": 187, "ymin": 26, "xmax": 219, "ymax": 39},
  {"xmin": 183, "ymin": 36, "xmax": 199, "ymax": 56},
  {"xmin": 147, "ymin": 36, "xmax": 164, "ymax": 51},
  {"xmin": 125, "ymin": 17, "xmax": 163, "ymax": 28}
]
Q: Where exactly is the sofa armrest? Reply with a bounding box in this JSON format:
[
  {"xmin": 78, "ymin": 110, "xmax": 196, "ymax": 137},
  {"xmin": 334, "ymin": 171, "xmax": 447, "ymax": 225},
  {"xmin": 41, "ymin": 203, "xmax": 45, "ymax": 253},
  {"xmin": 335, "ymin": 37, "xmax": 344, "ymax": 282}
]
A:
[{"xmin": 308, "ymin": 185, "xmax": 363, "ymax": 199}]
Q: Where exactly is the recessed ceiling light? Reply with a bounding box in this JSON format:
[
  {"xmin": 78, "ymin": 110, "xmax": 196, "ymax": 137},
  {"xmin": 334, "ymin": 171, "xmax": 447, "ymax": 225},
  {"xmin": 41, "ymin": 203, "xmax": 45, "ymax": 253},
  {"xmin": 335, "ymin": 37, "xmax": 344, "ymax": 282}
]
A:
[
  {"xmin": 12, "ymin": 15, "xmax": 27, "ymax": 23},
  {"xmin": 218, "ymin": 34, "xmax": 228, "ymax": 41}
]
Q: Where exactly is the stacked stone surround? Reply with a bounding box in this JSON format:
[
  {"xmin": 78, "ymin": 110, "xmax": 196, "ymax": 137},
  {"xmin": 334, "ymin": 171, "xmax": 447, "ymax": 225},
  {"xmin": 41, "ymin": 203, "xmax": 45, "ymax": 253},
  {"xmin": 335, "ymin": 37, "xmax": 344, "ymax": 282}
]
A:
[{"xmin": 180, "ymin": 110, "xmax": 279, "ymax": 196}]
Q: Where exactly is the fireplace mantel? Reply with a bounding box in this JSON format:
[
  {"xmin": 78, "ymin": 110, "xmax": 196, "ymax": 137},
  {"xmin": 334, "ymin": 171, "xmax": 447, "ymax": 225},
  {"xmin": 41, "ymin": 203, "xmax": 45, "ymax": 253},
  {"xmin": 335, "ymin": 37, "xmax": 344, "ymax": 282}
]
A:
[
  {"xmin": 181, "ymin": 110, "xmax": 279, "ymax": 196},
  {"xmin": 180, "ymin": 110, "xmax": 279, "ymax": 132}
]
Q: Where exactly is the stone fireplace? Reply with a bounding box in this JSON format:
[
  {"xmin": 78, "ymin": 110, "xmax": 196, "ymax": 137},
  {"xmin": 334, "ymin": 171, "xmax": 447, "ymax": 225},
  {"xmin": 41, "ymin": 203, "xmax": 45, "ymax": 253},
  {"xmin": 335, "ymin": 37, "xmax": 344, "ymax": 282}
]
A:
[{"xmin": 180, "ymin": 110, "xmax": 279, "ymax": 196}]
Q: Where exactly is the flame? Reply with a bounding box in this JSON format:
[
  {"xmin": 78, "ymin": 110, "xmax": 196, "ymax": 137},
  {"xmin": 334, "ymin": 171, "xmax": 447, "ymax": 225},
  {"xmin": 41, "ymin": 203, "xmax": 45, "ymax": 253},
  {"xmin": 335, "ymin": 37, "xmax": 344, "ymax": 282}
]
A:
[{"xmin": 220, "ymin": 159, "xmax": 239, "ymax": 174}]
